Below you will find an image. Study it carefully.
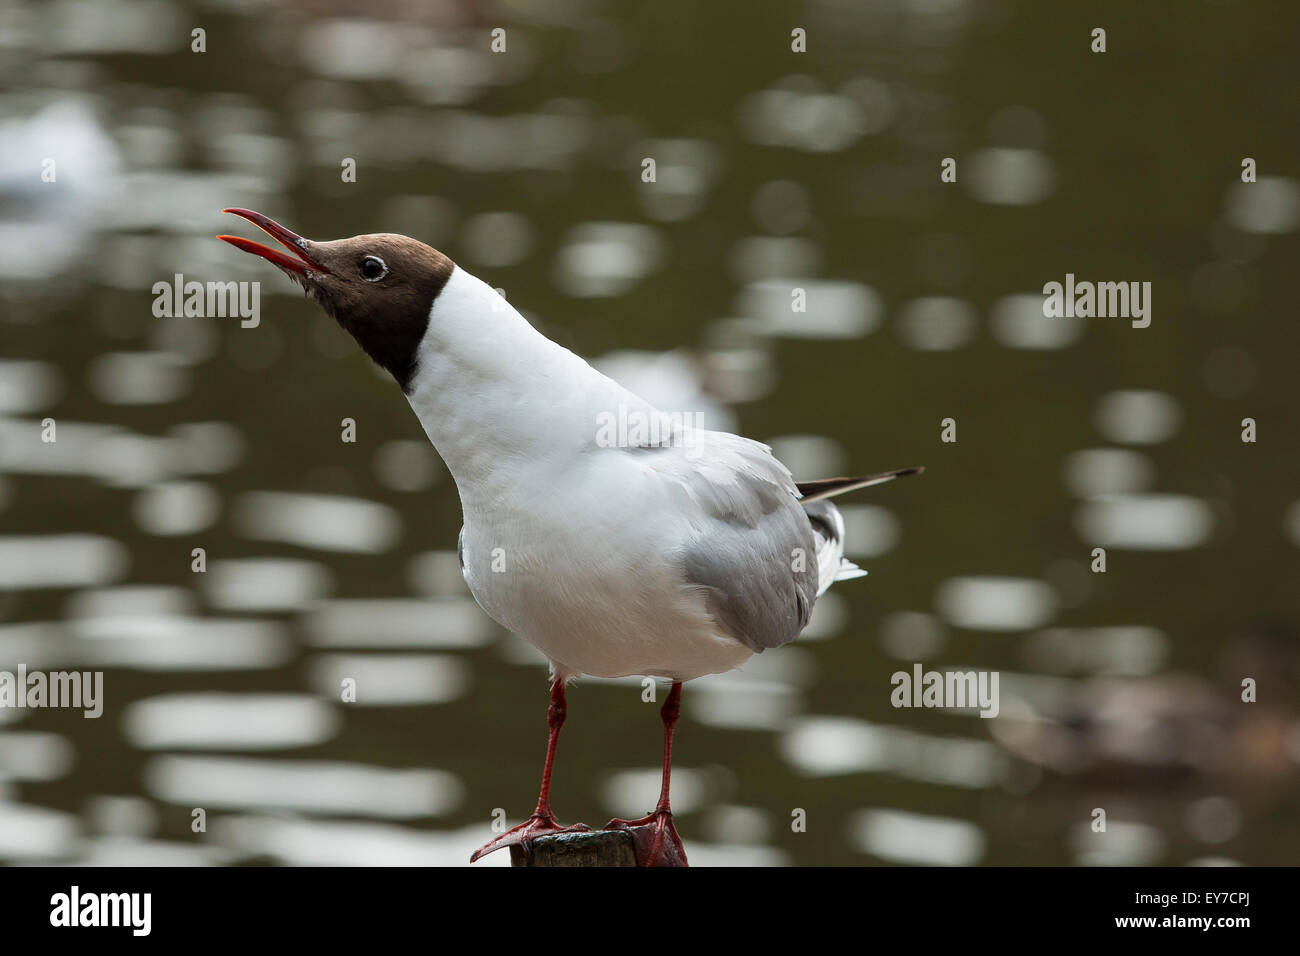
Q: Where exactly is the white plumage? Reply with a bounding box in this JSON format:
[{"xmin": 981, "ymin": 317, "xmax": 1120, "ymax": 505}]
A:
[{"xmin": 405, "ymin": 266, "xmax": 875, "ymax": 682}]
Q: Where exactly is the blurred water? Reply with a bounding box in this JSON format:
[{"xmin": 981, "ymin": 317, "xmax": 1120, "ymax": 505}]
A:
[{"xmin": 0, "ymin": 0, "xmax": 1298, "ymax": 867}]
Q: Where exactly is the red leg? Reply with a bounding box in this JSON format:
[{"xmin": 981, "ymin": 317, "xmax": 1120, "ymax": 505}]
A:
[
  {"xmin": 470, "ymin": 678, "xmax": 589, "ymax": 862},
  {"xmin": 606, "ymin": 680, "xmax": 689, "ymax": 867}
]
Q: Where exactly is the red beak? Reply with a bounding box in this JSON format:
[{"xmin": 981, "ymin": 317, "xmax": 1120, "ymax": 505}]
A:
[{"xmin": 218, "ymin": 208, "xmax": 332, "ymax": 276}]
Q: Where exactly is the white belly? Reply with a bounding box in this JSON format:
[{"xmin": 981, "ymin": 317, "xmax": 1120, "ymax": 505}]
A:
[
  {"xmin": 459, "ymin": 487, "xmax": 752, "ymax": 682},
  {"xmin": 512, "ymin": 588, "xmax": 752, "ymax": 682}
]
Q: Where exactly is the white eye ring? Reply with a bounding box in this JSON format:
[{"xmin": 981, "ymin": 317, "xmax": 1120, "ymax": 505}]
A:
[{"xmin": 361, "ymin": 255, "xmax": 389, "ymax": 282}]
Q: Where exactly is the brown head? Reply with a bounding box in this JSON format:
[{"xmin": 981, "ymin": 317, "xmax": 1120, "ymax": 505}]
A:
[{"xmin": 219, "ymin": 208, "xmax": 454, "ymax": 391}]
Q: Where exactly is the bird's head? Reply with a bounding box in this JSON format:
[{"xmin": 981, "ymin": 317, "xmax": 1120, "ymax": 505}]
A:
[{"xmin": 219, "ymin": 207, "xmax": 454, "ymax": 391}]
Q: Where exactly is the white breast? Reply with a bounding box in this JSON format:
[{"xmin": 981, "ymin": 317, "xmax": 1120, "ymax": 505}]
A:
[
  {"xmin": 404, "ymin": 266, "xmax": 754, "ymax": 681},
  {"xmin": 458, "ymin": 453, "xmax": 752, "ymax": 682}
]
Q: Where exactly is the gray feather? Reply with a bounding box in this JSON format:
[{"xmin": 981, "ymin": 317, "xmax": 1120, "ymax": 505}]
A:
[
  {"xmin": 681, "ymin": 505, "xmax": 818, "ymax": 652},
  {"xmin": 802, "ymin": 499, "xmax": 866, "ymax": 594},
  {"xmin": 667, "ymin": 431, "xmax": 821, "ymax": 652}
]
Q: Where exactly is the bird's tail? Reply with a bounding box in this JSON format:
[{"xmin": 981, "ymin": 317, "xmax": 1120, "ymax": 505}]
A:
[
  {"xmin": 799, "ymin": 466, "xmax": 923, "ymax": 595},
  {"xmin": 802, "ymin": 500, "xmax": 865, "ymax": 596}
]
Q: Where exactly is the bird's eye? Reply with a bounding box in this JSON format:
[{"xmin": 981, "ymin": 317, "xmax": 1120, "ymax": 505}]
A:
[{"xmin": 360, "ymin": 255, "xmax": 389, "ymax": 282}]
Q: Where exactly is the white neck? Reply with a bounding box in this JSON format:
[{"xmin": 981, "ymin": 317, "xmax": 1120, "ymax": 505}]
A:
[{"xmin": 404, "ymin": 266, "xmax": 653, "ymax": 509}]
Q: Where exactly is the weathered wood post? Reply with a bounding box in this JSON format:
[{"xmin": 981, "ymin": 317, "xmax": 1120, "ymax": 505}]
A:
[{"xmin": 510, "ymin": 829, "xmax": 638, "ymax": 867}]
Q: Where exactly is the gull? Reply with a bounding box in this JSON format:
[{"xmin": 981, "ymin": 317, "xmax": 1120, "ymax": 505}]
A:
[{"xmin": 220, "ymin": 208, "xmax": 922, "ymax": 866}]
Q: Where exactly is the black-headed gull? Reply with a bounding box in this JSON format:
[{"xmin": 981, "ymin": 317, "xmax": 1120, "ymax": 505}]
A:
[{"xmin": 220, "ymin": 208, "xmax": 921, "ymax": 866}]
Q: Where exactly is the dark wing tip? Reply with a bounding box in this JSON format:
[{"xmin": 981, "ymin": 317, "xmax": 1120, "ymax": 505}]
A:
[{"xmin": 796, "ymin": 466, "xmax": 925, "ymax": 502}]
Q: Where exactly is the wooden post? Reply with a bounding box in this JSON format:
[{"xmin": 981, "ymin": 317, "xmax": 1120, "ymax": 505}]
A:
[{"xmin": 510, "ymin": 829, "xmax": 638, "ymax": 867}]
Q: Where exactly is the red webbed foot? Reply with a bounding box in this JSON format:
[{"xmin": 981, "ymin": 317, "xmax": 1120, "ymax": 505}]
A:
[
  {"xmin": 470, "ymin": 812, "xmax": 591, "ymax": 863},
  {"xmin": 606, "ymin": 809, "xmax": 688, "ymax": 867}
]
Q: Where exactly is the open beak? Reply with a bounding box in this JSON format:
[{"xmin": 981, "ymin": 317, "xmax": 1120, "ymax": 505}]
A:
[{"xmin": 218, "ymin": 208, "xmax": 332, "ymax": 277}]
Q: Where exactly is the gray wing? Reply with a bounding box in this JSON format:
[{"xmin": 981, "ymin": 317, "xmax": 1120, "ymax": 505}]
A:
[{"xmin": 654, "ymin": 430, "xmax": 819, "ymax": 653}]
